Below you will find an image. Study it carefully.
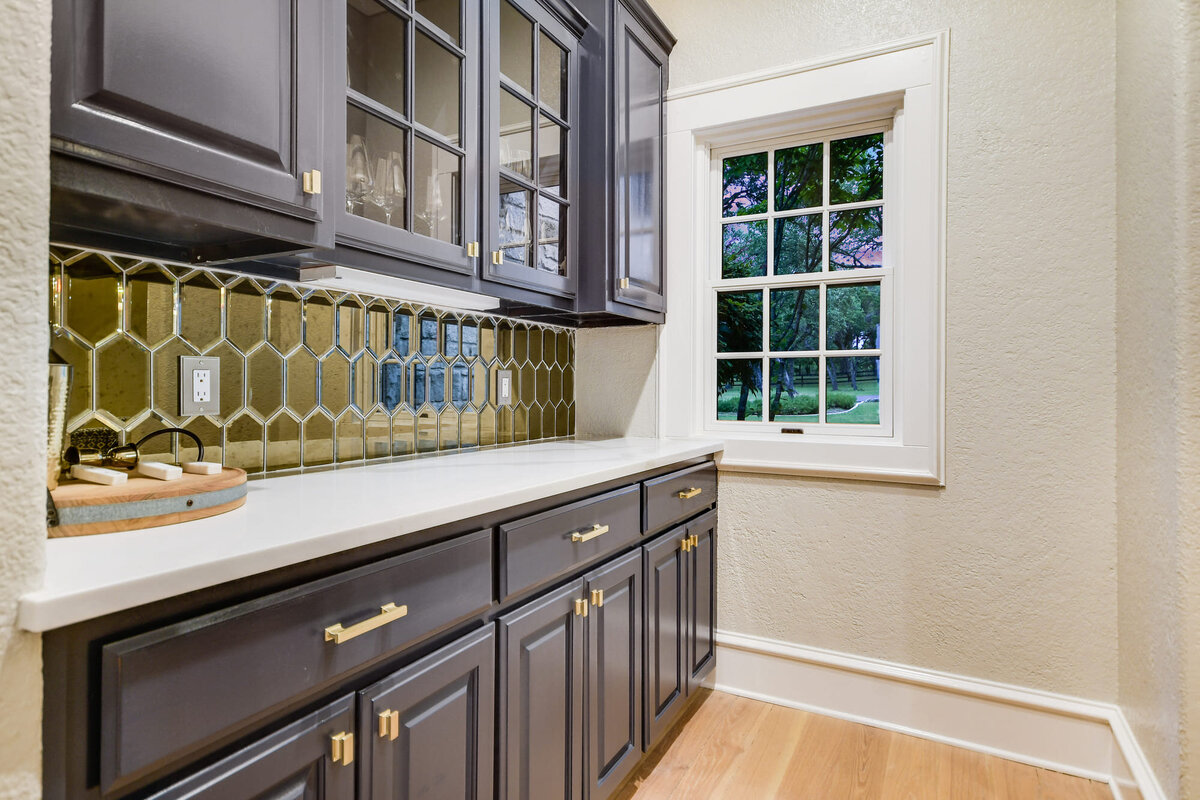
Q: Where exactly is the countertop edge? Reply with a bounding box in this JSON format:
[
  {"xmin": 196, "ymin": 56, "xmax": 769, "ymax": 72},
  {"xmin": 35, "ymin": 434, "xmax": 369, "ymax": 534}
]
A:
[{"xmin": 20, "ymin": 438, "xmax": 722, "ymax": 632}]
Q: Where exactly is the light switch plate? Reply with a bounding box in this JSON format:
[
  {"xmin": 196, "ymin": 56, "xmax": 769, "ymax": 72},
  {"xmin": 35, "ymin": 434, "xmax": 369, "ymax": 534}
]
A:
[
  {"xmin": 496, "ymin": 369, "xmax": 513, "ymax": 406},
  {"xmin": 180, "ymin": 355, "xmax": 220, "ymax": 416}
]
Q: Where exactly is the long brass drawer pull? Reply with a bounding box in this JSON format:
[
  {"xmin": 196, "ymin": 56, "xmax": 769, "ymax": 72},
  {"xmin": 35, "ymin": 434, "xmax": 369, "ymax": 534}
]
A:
[
  {"xmin": 571, "ymin": 523, "xmax": 609, "ymax": 543},
  {"xmin": 677, "ymin": 487, "xmax": 703, "ymax": 500},
  {"xmin": 324, "ymin": 602, "xmax": 408, "ymax": 644},
  {"xmin": 331, "ymin": 731, "xmax": 354, "ymax": 765}
]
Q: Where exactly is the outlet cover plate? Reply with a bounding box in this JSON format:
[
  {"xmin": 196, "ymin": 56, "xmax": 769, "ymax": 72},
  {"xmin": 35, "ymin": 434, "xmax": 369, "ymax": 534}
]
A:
[
  {"xmin": 496, "ymin": 369, "xmax": 513, "ymax": 406},
  {"xmin": 180, "ymin": 355, "xmax": 220, "ymax": 417}
]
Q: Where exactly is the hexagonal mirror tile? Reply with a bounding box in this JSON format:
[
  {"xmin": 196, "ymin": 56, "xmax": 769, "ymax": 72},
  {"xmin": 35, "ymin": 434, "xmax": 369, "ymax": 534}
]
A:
[
  {"xmin": 225, "ymin": 413, "xmax": 264, "ymax": 473},
  {"xmin": 336, "ymin": 296, "xmax": 365, "ymax": 356},
  {"xmin": 226, "ymin": 279, "xmax": 267, "ymax": 353},
  {"xmin": 365, "ymin": 410, "xmax": 390, "ymax": 459},
  {"xmin": 247, "ymin": 346, "xmax": 284, "ymax": 420},
  {"xmin": 286, "ymin": 348, "xmax": 319, "ymax": 418},
  {"xmin": 320, "ymin": 350, "xmax": 351, "ymax": 416},
  {"xmin": 366, "ymin": 301, "xmax": 390, "ymax": 357},
  {"xmin": 304, "ymin": 292, "xmax": 335, "ymax": 356},
  {"xmin": 179, "ymin": 271, "xmax": 224, "ymax": 352},
  {"xmin": 335, "ymin": 410, "xmax": 364, "ymax": 462},
  {"xmin": 268, "ymin": 286, "xmax": 304, "ymax": 355},
  {"xmin": 124, "ymin": 263, "xmax": 176, "ymax": 349},
  {"xmin": 266, "ymin": 412, "xmax": 302, "ymax": 471},
  {"xmin": 95, "ymin": 337, "xmax": 150, "ymax": 423},
  {"xmin": 63, "ymin": 253, "xmax": 123, "ymax": 346},
  {"xmin": 302, "ymin": 412, "xmax": 334, "ymax": 467}
]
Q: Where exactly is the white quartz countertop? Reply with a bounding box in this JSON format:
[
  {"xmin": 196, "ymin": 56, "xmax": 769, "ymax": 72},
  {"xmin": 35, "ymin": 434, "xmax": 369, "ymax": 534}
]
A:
[{"xmin": 20, "ymin": 437, "xmax": 722, "ymax": 632}]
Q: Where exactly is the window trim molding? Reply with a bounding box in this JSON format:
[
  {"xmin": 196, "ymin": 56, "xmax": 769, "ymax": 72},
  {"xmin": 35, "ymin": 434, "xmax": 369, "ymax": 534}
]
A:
[{"xmin": 658, "ymin": 32, "xmax": 948, "ymax": 485}]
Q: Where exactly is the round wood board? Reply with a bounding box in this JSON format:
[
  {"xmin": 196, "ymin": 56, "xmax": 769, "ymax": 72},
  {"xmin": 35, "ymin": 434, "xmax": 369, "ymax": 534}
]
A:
[{"xmin": 48, "ymin": 468, "xmax": 247, "ymax": 538}]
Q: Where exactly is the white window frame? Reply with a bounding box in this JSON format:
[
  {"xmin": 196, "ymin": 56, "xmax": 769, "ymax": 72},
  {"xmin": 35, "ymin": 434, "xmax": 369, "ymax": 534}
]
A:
[{"xmin": 658, "ymin": 33, "xmax": 948, "ymax": 485}]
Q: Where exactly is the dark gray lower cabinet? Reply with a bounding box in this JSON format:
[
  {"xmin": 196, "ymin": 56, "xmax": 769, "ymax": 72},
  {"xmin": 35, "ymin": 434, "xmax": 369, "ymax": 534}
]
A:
[
  {"xmin": 146, "ymin": 695, "xmax": 355, "ymax": 800},
  {"xmin": 359, "ymin": 627, "xmax": 495, "ymax": 800},
  {"xmin": 584, "ymin": 551, "xmax": 643, "ymax": 800},
  {"xmin": 686, "ymin": 511, "xmax": 717, "ymax": 692},
  {"xmin": 642, "ymin": 529, "xmax": 688, "ymax": 750},
  {"xmin": 499, "ymin": 580, "xmax": 586, "ymax": 800}
]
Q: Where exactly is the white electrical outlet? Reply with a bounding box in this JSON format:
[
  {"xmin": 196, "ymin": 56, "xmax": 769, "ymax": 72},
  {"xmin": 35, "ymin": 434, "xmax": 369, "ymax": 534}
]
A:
[
  {"xmin": 496, "ymin": 369, "xmax": 513, "ymax": 406},
  {"xmin": 180, "ymin": 356, "xmax": 220, "ymax": 416}
]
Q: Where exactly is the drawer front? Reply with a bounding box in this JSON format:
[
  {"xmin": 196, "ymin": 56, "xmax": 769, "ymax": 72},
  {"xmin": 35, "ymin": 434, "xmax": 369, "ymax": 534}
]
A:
[
  {"xmin": 500, "ymin": 484, "xmax": 640, "ymax": 601},
  {"xmin": 642, "ymin": 463, "xmax": 717, "ymax": 535},
  {"xmin": 100, "ymin": 531, "xmax": 493, "ymax": 795}
]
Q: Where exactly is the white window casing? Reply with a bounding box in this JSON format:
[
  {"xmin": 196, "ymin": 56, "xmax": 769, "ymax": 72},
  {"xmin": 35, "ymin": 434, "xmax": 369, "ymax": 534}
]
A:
[{"xmin": 658, "ymin": 33, "xmax": 948, "ymax": 485}]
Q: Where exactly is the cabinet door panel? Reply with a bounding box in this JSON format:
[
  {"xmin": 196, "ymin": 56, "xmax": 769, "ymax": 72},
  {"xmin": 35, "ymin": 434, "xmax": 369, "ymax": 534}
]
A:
[
  {"xmin": 613, "ymin": 3, "xmax": 668, "ymax": 311},
  {"xmin": 687, "ymin": 511, "xmax": 717, "ymax": 692},
  {"xmin": 51, "ymin": 0, "xmax": 324, "ymax": 221},
  {"xmin": 499, "ymin": 580, "xmax": 586, "ymax": 800},
  {"xmin": 643, "ymin": 529, "xmax": 687, "ymax": 750},
  {"xmin": 585, "ymin": 550, "xmax": 643, "ymax": 800},
  {"xmin": 361, "ymin": 627, "xmax": 495, "ymax": 800},
  {"xmin": 145, "ymin": 695, "xmax": 355, "ymax": 800}
]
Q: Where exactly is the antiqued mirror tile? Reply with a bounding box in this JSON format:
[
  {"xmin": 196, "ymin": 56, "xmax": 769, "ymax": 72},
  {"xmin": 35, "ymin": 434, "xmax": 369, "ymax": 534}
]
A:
[
  {"xmin": 365, "ymin": 410, "xmax": 390, "ymax": 459},
  {"xmin": 556, "ymin": 330, "xmax": 570, "ymax": 365},
  {"xmin": 478, "ymin": 405, "xmax": 496, "ymax": 447},
  {"xmin": 498, "ymin": 406, "xmax": 513, "ymax": 444},
  {"xmin": 514, "ymin": 325, "xmax": 529, "ymax": 363},
  {"xmin": 210, "ymin": 341, "xmax": 244, "ymax": 423},
  {"xmin": 267, "ymin": 412, "xmax": 302, "ymax": 471},
  {"xmin": 335, "ymin": 410, "xmax": 364, "ymax": 462},
  {"xmin": 247, "ymin": 346, "xmax": 284, "ymax": 419},
  {"xmin": 497, "ymin": 321, "xmax": 514, "ymax": 361},
  {"xmin": 302, "ymin": 412, "xmax": 334, "ymax": 467},
  {"xmin": 412, "ymin": 361, "xmax": 427, "ymax": 408},
  {"xmin": 563, "ymin": 364, "xmax": 574, "ymax": 404},
  {"xmin": 380, "ymin": 358, "xmax": 405, "ymax": 412},
  {"xmin": 479, "ymin": 320, "xmax": 496, "ymax": 361},
  {"xmin": 179, "ymin": 271, "xmax": 224, "ymax": 352},
  {"xmin": 225, "ymin": 413, "xmax": 265, "ymax": 473},
  {"xmin": 541, "ymin": 330, "xmax": 555, "ymax": 367},
  {"xmin": 63, "ymin": 253, "xmax": 122, "ymax": 346},
  {"xmin": 461, "ymin": 322, "xmax": 479, "ymax": 358},
  {"xmin": 350, "ymin": 353, "xmax": 378, "ymax": 412},
  {"xmin": 519, "ymin": 363, "xmax": 535, "ymax": 406},
  {"xmin": 443, "ymin": 317, "xmax": 460, "ymax": 357},
  {"xmin": 268, "ymin": 286, "xmax": 304, "ymax": 354},
  {"xmin": 126, "ymin": 413, "xmax": 175, "ymax": 462},
  {"xmin": 549, "ymin": 365, "xmax": 562, "ymax": 405},
  {"xmin": 527, "ymin": 326, "xmax": 542, "ymax": 365},
  {"xmin": 181, "ymin": 415, "xmax": 222, "ymax": 464},
  {"xmin": 52, "ymin": 329, "xmax": 93, "ymax": 423},
  {"xmin": 451, "ymin": 362, "xmax": 469, "ymax": 409},
  {"xmin": 391, "ymin": 408, "xmax": 415, "ymax": 456},
  {"xmin": 321, "ymin": 350, "xmax": 351, "ymax": 416},
  {"xmin": 535, "ymin": 367, "xmax": 549, "ymax": 406},
  {"xmin": 513, "ymin": 405, "xmax": 528, "ymax": 442},
  {"xmin": 460, "ymin": 409, "xmax": 478, "ymax": 449},
  {"xmin": 419, "ymin": 314, "xmax": 439, "ymax": 356},
  {"xmin": 416, "ymin": 409, "xmax": 438, "ymax": 452},
  {"xmin": 366, "ymin": 301, "xmax": 390, "ymax": 357},
  {"xmin": 336, "ymin": 296, "xmax": 365, "ymax": 356},
  {"xmin": 125, "ymin": 264, "xmax": 176, "ymax": 349},
  {"xmin": 286, "ymin": 348, "xmax": 319, "ymax": 417},
  {"xmin": 226, "ymin": 279, "xmax": 267, "ymax": 353},
  {"xmin": 393, "ymin": 309, "xmax": 413, "ymax": 356},
  {"xmin": 152, "ymin": 337, "xmax": 199, "ymax": 425},
  {"xmin": 95, "ymin": 337, "xmax": 150, "ymax": 424},
  {"xmin": 438, "ymin": 406, "xmax": 459, "ymax": 450},
  {"xmin": 471, "ymin": 362, "xmax": 488, "ymax": 407},
  {"xmin": 555, "ymin": 403, "xmax": 570, "ymax": 437},
  {"xmin": 527, "ymin": 405, "xmax": 541, "ymax": 440},
  {"xmin": 304, "ymin": 292, "xmax": 336, "ymax": 356},
  {"xmin": 428, "ymin": 359, "xmax": 449, "ymax": 410}
]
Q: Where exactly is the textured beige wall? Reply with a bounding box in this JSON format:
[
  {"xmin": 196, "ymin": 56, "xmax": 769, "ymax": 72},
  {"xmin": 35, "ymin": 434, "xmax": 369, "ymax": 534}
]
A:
[
  {"xmin": 575, "ymin": 325, "xmax": 658, "ymax": 438},
  {"xmin": 0, "ymin": 0, "xmax": 51, "ymax": 797},
  {"xmin": 1115, "ymin": 0, "xmax": 1200, "ymax": 795},
  {"xmin": 624, "ymin": 0, "xmax": 1123, "ymax": 699}
]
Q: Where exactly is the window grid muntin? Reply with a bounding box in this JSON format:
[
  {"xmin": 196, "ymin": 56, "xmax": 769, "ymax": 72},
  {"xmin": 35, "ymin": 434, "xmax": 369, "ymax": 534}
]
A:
[{"xmin": 712, "ymin": 122, "xmax": 890, "ymax": 432}]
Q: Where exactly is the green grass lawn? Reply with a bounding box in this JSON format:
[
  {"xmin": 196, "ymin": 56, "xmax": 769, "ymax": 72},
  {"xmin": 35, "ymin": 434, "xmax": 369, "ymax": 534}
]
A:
[{"xmin": 718, "ymin": 380, "xmax": 880, "ymax": 424}]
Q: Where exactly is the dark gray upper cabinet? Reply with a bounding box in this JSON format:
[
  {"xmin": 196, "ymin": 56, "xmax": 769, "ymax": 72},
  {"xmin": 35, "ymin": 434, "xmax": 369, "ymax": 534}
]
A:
[
  {"xmin": 144, "ymin": 694, "xmax": 356, "ymax": 800},
  {"xmin": 360, "ymin": 626, "xmax": 495, "ymax": 800},
  {"xmin": 482, "ymin": 0, "xmax": 583, "ymax": 299},
  {"xmin": 499, "ymin": 579, "xmax": 587, "ymax": 800},
  {"xmin": 584, "ymin": 551, "xmax": 644, "ymax": 800},
  {"xmin": 50, "ymin": 0, "xmax": 330, "ymax": 261},
  {"xmin": 333, "ymin": 0, "xmax": 482, "ymax": 275}
]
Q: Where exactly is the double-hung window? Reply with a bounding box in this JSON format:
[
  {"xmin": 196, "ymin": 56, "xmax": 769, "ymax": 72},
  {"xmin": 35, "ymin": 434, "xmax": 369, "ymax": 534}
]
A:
[{"xmin": 712, "ymin": 125, "xmax": 891, "ymax": 434}]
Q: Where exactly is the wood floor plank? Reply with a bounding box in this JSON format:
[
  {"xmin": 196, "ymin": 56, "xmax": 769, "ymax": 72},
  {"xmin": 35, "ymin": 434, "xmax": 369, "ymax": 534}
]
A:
[{"xmin": 616, "ymin": 691, "xmax": 1114, "ymax": 800}]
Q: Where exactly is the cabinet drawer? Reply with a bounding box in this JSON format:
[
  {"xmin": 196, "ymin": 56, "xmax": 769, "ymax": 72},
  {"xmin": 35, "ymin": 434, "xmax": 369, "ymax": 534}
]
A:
[
  {"xmin": 642, "ymin": 463, "xmax": 717, "ymax": 535},
  {"xmin": 499, "ymin": 484, "xmax": 640, "ymax": 600},
  {"xmin": 100, "ymin": 531, "xmax": 493, "ymax": 795}
]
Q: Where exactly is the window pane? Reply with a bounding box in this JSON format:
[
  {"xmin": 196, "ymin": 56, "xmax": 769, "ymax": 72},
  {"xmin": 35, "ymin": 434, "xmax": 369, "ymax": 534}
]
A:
[
  {"xmin": 346, "ymin": 104, "xmax": 407, "ymax": 227},
  {"xmin": 829, "ymin": 207, "xmax": 883, "ymax": 269},
  {"xmin": 769, "ymin": 358, "xmax": 820, "ymax": 422},
  {"xmin": 717, "ymin": 290, "xmax": 762, "ymax": 353},
  {"xmin": 769, "ymin": 287, "xmax": 819, "ymax": 351},
  {"xmin": 774, "ymin": 143, "xmax": 822, "ymax": 211},
  {"xmin": 499, "ymin": 180, "xmax": 531, "ymax": 266},
  {"xmin": 773, "ymin": 214, "xmax": 822, "ymax": 274},
  {"xmin": 500, "ymin": 0, "xmax": 533, "ymax": 93},
  {"xmin": 717, "ymin": 359, "xmax": 763, "ymax": 421},
  {"xmin": 414, "ymin": 31, "xmax": 461, "ymax": 143},
  {"xmin": 722, "ymin": 152, "xmax": 767, "ymax": 217},
  {"xmin": 830, "ymin": 133, "xmax": 883, "ymax": 204},
  {"xmin": 347, "ymin": 0, "xmax": 406, "ymax": 116},
  {"xmin": 539, "ymin": 31, "xmax": 566, "ymax": 117},
  {"xmin": 500, "ymin": 90, "xmax": 533, "ymax": 178},
  {"xmin": 826, "ymin": 283, "xmax": 881, "ymax": 350},
  {"xmin": 825, "ymin": 356, "xmax": 880, "ymax": 424},
  {"xmin": 537, "ymin": 196, "xmax": 566, "ymax": 275},
  {"xmin": 721, "ymin": 221, "xmax": 766, "ymax": 279},
  {"xmin": 413, "ymin": 137, "xmax": 461, "ymax": 243},
  {"xmin": 415, "ymin": 0, "xmax": 460, "ymax": 45},
  {"xmin": 538, "ymin": 113, "xmax": 565, "ymax": 193}
]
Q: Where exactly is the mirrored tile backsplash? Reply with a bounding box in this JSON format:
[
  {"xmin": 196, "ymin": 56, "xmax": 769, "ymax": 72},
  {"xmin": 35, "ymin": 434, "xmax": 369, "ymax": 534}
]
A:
[{"xmin": 50, "ymin": 246, "xmax": 575, "ymax": 475}]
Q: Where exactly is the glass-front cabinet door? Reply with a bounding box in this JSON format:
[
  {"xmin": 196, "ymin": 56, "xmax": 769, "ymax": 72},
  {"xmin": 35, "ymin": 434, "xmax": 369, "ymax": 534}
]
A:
[
  {"xmin": 485, "ymin": 0, "xmax": 579, "ymax": 297},
  {"xmin": 337, "ymin": 0, "xmax": 480, "ymax": 274}
]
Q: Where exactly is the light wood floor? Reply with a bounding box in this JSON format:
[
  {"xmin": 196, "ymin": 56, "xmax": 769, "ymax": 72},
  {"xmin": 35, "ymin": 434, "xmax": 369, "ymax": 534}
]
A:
[{"xmin": 614, "ymin": 691, "xmax": 1113, "ymax": 800}]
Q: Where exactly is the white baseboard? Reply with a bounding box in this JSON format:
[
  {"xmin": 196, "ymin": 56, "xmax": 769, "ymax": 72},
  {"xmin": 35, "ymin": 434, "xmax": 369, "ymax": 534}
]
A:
[{"xmin": 713, "ymin": 631, "xmax": 1167, "ymax": 800}]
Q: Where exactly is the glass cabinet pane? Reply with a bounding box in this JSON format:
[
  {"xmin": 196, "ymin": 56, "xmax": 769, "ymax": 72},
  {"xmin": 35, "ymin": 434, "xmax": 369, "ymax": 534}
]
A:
[
  {"xmin": 346, "ymin": 0, "xmax": 407, "ymax": 116},
  {"xmin": 537, "ymin": 196, "xmax": 565, "ymax": 274},
  {"xmin": 414, "ymin": 0, "xmax": 460, "ymax": 45},
  {"xmin": 414, "ymin": 31, "xmax": 461, "ymax": 143},
  {"xmin": 499, "ymin": 90, "xmax": 533, "ymax": 178},
  {"xmin": 500, "ymin": 1, "xmax": 533, "ymax": 93},
  {"xmin": 346, "ymin": 104, "xmax": 408, "ymax": 227},
  {"xmin": 499, "ymin": 181, "xmax": 531, "ymax": 265},
  {"xmin": 538, "ymin": 113, "xmax": 564, "ymax": 193},
  {"xmin": 413, "ymin": 137, "xmax": 461, "ymax": 244},
  {"xmin": 538, "ymin": 31, "xmax": 565, "ymax": 117}
]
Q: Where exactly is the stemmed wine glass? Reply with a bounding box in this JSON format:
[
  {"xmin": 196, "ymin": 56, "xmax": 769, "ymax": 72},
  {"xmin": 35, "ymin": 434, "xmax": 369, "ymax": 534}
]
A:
[
  {"xmin": 369, "ymin": 151, "xmax": 406, "ymax": 226},
  {"xmin": 345, "ymin": 134, "xmax": 372, "ymax": 214}
]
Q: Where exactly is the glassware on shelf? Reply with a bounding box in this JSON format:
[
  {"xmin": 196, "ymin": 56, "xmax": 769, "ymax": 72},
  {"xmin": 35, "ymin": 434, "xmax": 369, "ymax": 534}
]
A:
[
  {"xmin": 369, "ymin": 151, "xmax": 406, "ymax": 226},
  {"xmin": 345, "ymin": 134, "xmax": 372, "ymax": 214}
]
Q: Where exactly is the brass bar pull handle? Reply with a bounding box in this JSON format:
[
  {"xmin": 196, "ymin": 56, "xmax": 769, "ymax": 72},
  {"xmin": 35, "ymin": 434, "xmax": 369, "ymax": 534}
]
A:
[
  {"xmin": 467, "ymin": 241, "xmax": 480, "ymax": 257},
  {"xmin": 331, "ymin": 731, "xmax": 354, "ymax": 765},
  {"xmin": 571, "ymin": 524, "xmax": 609, "ymax": 543},
  {"xmin": 492, "ymin": 250, "xmax": 503, "ymax": 265},
  {"xmin": 303, "ymin": 169, "xmax": 322, "ymax": 195},
  {"xmin": 324, "ymin": 602, "xmax": 408, "ymax": 644},
  {"xmin": 677, "ymin": 487, "xmax": 703, "ymax": 500},
  {"xmin": 574, "ymin": 598, "xmax": 589, "ymax": 617},
  {"xmin": 681, "ymin": 537, "xmax": 691, "ymax": 553},
  {"xmin": 591, "ymin": 589, "xmax": 604, "ymax": 607},
  {"xmin": 378, "ymin": 710, "xmax": 400, "ymax": 741},
  {"xmin": 689, "ymin": 533, "xmax": 700, "ymax": 549}
]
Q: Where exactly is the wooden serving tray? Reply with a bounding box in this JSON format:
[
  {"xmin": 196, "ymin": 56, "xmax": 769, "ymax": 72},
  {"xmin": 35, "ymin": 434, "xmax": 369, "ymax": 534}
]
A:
[{"xmin": 49, "ymin": 468, "xmax": 247, "ymax": 538}]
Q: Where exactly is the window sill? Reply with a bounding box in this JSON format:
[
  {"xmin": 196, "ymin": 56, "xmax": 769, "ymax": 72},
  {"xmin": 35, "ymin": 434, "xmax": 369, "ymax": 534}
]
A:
[{"xmin": 712, "ymin": 433, "xmax": 943, "ymax": 486}]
